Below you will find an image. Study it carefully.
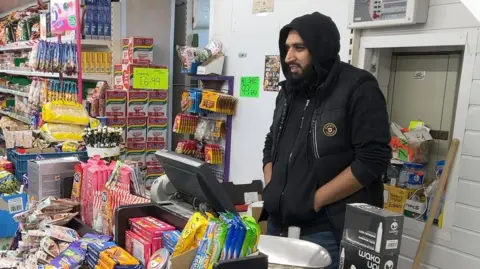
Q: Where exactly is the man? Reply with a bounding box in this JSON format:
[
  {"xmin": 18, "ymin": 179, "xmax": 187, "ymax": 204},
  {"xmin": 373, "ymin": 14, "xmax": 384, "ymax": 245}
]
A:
[{"xmin": 260, "ymin": 12, "xmax": 391, "ymax": 268}]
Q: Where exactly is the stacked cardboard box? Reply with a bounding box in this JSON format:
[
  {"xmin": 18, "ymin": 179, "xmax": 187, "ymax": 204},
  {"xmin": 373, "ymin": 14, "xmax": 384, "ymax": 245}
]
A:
[
  {"xmin": 339, "ymin": 203, "xmax": 404, "ymax": 269},
  {"xmin": 106, "ymin": 37, "xmax": 168, "ymax": 185}
]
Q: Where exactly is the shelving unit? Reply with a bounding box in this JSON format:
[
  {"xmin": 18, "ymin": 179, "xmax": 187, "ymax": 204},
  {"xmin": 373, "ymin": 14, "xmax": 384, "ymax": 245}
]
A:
[
  {"xmin": 188, "ymin": 75, "xmax": 235, "ymax": 183},
  {"xmin": 0, "ymin": 68, "xmax": 112, "ymax": 82},
  {"xmin": 0, "ymin": 110, "xmax": 30, "ymax": 124},
  {"xmin": 0, "ymin": 36, "xmax": 111, "ymax": 52},
  {"xmin": 0, "ymin": 87, "xmax": 29, "ymax": 97}
]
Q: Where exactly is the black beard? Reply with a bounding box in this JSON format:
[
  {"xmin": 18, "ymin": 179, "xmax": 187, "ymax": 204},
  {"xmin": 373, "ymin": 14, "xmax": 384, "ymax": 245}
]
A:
[{"xmin": 287, "ymin": 64, "xmax": 316, "ymax": 88}]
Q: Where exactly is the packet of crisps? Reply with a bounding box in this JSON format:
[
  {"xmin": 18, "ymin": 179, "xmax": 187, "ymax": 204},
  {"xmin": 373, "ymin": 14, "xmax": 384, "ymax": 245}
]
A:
[
  {"xmin": 240, "ymin": 216, "xmax": 261, "ymax": 257},
  {"xmin": 207, "ymin": 219, "xmax": 228, "ymax": 269},
  {"xmin": 219, "ymin": 213, "xmax": 235, "ymax": 260},
  {"xmin": 172, "ymin": 212, "xmax": 211, "ymax": 257},
  {"xmin": 190, "ymin": 220, "xmax": 218, "ymax": 269},
  {"xmin": 232, "ymin": 216, "xmax": 246, "ymax": 259}
]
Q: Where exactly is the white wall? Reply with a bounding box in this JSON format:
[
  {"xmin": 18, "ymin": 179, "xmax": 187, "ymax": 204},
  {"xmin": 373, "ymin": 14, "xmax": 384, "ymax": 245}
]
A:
[
  {"xmin": 210, "ymin": 0, "xmax": 480, "ymax": 268},
  {"xmin": 209, "ymin": 0, "xmax": 350, "ymax": 185}
]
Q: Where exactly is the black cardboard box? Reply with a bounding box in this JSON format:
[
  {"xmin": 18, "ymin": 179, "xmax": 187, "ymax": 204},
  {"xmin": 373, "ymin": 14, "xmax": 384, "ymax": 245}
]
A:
[
  {"xmin": 339, "ymin": 240, "xmax": 398, "ymax": 269},
  {"xmin": 343, "ymin": 203, "xmax": 404, "ymax": 256}
]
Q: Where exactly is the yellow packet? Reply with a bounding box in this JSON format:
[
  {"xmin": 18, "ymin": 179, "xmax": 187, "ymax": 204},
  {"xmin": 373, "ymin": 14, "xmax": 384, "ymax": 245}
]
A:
[
  {"xmin": 173, "ymin": 212, "xmax": 212, "ymax": 257},
  {"xmin": 100, "ymin": 246, "xmax": 139, "ymax": 267}
]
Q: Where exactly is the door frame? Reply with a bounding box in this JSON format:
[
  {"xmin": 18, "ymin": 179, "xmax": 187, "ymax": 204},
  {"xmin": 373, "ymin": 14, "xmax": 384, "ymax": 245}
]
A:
[{"xmin": 357, "ymin": 30, "xmax": 478, "ymax": 242}]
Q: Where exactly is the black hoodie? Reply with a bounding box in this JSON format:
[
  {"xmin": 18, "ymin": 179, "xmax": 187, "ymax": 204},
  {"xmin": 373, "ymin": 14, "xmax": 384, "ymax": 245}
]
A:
[{"xmin": 261, "ymin": 12, "xmax": 391, "ymax": 241}]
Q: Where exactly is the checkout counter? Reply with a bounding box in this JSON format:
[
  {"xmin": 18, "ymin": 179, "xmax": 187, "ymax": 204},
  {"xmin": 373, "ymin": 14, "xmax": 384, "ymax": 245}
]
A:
[{"xmin": 68, "ymin": 150, "xmax": 331, "ymax": 269}]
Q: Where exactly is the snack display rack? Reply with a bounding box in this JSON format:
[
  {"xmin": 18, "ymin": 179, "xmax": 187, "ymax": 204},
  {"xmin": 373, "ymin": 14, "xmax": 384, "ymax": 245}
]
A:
[{"xmin": 187, "ymin": 75, "xmax": 235, "ymax": 183}]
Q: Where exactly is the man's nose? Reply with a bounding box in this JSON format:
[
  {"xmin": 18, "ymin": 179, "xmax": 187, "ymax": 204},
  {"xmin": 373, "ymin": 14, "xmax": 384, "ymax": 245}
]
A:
[{"xmin": 285, "ymin": 50, "xmax": 295, "ymax": 63}]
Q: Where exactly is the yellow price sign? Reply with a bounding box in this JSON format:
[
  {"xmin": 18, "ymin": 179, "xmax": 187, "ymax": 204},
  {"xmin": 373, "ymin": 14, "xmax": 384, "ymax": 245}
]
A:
[{"xmin": 133, "ymin": 67, "xmax": 169, "ymax": 90}]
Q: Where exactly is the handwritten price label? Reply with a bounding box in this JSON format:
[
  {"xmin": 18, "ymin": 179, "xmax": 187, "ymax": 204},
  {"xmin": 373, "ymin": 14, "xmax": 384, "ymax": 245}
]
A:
[
  {"xmin": 240, "ymin": 76, "xmax": 260, "ymax": 98},
  {"xmin": 133, "ymin": 67, "xmax": 169, "ymax": 90}
]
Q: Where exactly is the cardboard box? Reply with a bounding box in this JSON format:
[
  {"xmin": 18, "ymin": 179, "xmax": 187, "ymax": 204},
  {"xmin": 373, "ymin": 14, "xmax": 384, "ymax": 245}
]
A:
[
  {"xmin": 125, "ymin": 230, "xmax": 152, "ymax": 265},
  {"xmin": 146, "ymin": 141, "xmax": 166, "ymax": 166},
  {"xmin": 106, "ymin": 117, "xmax": 127, "ymax": 143},
  {"xmin": 148, "ymin": 91, "xmax": 168, "ymax": 117},
  {"xmin": 127, "ymin": 91, "xmax": 148, "ymax": 117},
  {"xmin": 127, "ymin": 117, "xmax": 147, "ymax": 143},
  {"xmin": 343, "ymin": 203, "xmax": 404, "ymax": 256},
  {"xmin": 170, "ymin": 248, "xmax": 197, "ymax": 269},
  {"xmin": 113, "ymin": 64, "xmax": 123, "ymax": 90},
  {"xmin": 0, "ymin": 193, "xmax": 28, "ymax": 238},
  {"xmin": 105, "ymin": 90, "xmax": 127, "ymax": 117},
  {"xmin": 147, "ymin": 117, "xmax": 168, "ymax": 142},
  {"xmin": 126, "ymin": 142, "xmax": 146, "ymax": 166},
  {"xmin": 339, "ymin": 240, "xmax": 398, "ymax": 269},
  {"xmin": 122, "ymin": 37, "xmax": 154, "ymax": 65},
  {"xmin": 383, "ymin": 184, "xmax": 416, "ymax": 214}
]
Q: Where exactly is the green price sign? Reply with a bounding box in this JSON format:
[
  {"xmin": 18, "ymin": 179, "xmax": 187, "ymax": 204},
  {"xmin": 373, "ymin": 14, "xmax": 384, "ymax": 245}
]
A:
[
  {"xmin": 240, "ymin": 76, "xmax": 260, "ymax": 98},
  {"xmin": 133, "ymin": 67, "xmax": 169, "ymax": 90}
]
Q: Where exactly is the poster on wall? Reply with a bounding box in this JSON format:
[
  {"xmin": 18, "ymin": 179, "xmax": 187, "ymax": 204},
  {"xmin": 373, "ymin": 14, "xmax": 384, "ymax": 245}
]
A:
[
  {"xmin": 252, "ymin": 0, "xmax": 274, "ymax": 14},
  {"xmin": 263, "ymin": 55, "xmax": 281, "ymax": 92},
  {"xmin": 50, "ymin": 0, "xmax": 77, "ymax": 34}
]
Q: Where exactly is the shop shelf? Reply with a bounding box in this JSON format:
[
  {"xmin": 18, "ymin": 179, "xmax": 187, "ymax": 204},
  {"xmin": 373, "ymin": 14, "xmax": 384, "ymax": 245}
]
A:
[
  {"xmin": 0, "ymin": 110, "xmax": 30, "ymax": 124},
  {"xmin": 0, "ymin": 87, "xmax": 29, "ymax": 97},
  {"xmin": 0, "ymin": 37, "xmax": 111, "ymax": 52},
  {"xmin": 0, "ymin": 68, "xmax": 111, "ymax": 82}
]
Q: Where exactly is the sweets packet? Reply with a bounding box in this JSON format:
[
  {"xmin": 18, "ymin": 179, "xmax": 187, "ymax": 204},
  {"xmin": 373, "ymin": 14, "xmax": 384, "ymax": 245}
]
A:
[
  {"xmin": 44, "ymin": 225, "xmax": 80, "ymax": 242},
  {"xmin": 231, "ymin": 216, "xmax": 246, "ymax": 259},
  {"xmin": 46, "ymin": 241, "xmax": 86, "ymax": 269},
  {"xmin": 240, "ymin": 216, "xmax": 261, "ymax": 257},
  {"xmin": 40, "ymin": 237, "xmax": 60, "ymax": 257},
  {"xmin": 219, "ymin": 213, "xmax": 235, "ymax": 260},
  {"xmin": 207, "ymin": 220, "xmax": 228, "ymax": 269},
  {"xmin": 172, "ymin": 212, "xmax": 211, "ymax": 257},
  {"xmin": 190, "ymin": 220, "xmax": 218, "ymax": 269}
]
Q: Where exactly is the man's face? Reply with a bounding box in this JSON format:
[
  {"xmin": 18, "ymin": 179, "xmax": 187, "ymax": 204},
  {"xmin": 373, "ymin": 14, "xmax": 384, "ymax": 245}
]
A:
[{"xmin": 285, "ymin": 30, "xmax": 312, "ymax": 80}]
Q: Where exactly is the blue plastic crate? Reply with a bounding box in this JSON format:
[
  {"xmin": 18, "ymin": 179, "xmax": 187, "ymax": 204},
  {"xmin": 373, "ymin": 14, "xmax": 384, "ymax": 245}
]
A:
[
  {"xmin": 10, "ymin": 150, "xmax": 89, "ymax": 172},
  {"xmin": 0, "ymin": 193, "xmax": 28, "ymax": 238}
]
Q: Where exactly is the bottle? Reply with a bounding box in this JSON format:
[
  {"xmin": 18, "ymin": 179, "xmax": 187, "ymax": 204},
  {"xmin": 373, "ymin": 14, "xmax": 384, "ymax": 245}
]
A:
[{"xmin": 375, "ymin": 222, "xmax": 383, "ymax": 253}]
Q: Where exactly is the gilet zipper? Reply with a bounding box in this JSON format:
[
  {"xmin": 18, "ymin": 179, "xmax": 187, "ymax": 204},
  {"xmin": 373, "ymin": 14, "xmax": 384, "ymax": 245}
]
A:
[{"xmin": 280, "ymin": 99, "xmax": 311, "ymax": 217}]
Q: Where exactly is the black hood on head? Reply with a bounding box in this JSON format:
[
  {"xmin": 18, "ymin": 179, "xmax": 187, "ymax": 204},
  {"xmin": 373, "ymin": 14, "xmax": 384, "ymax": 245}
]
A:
[{"xmin": 279, "ymin": 12, "xmax": 341, "ymax": 86}]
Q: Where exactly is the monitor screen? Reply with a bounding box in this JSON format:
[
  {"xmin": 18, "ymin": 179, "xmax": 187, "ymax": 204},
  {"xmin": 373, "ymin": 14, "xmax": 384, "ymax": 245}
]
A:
[{"xmin": 155, "ymin": 150, "xmax": 236, "ymax": 213}]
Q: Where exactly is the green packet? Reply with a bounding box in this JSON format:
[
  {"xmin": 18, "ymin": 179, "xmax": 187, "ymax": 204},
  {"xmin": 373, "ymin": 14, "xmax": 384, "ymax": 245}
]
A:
[
  {"xmin": 206, "ymin": 218, "xmax": 228, "ymax": 269},
  {"xmin": 240, "ymin": 216, "xmax": 261, "ymax": 257}
]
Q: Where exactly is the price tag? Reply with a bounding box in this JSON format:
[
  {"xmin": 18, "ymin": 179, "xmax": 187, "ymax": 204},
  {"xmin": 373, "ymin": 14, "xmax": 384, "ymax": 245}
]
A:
[
  {"xmin": 133, "ymin": 67, "xmax": 169, "ymax": 90},
  {"xmin": 240, "ymin": 76, "xmax": 260, "ymax": 98}
]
